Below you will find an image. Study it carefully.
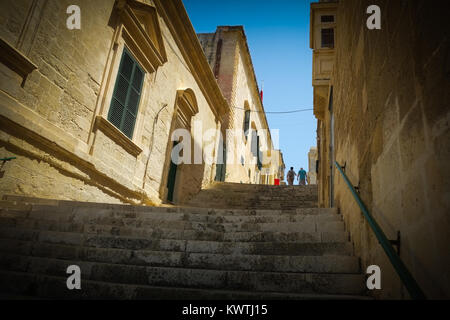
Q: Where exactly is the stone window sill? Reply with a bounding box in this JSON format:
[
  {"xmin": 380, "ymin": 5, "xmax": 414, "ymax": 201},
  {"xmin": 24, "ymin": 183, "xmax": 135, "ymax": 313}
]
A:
[
  {"xmin": 0, "ymin": 37, "xmax": 37, "ymax": 82},
  {"xmin": 94, "ymin": 116, "xmax": 143, "ymax": 157}
]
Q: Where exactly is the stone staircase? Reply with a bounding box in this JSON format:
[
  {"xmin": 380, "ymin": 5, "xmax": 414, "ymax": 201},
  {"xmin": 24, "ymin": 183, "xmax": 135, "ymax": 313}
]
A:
[
  {"xmin": 0, "ymin": 183, "xmax": 368, "ymax": 299},
  {"xmin": 186, "ymin": 182, "xmax": 319, "ymax": 210}
]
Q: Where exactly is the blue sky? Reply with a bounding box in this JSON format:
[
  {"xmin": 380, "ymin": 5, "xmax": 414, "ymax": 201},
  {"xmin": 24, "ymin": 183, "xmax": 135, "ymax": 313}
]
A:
[{"xmin": 183, "ymin": 0, "xmax": 316, "ymax": 177}]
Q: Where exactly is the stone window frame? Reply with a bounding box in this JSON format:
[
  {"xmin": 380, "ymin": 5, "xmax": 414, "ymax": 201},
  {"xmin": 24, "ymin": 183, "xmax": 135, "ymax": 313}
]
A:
[
  {"xmin": 92, "ymin": 0, "xmax": 167, "ymax": 157},
  {"xmin": 319, "ymin": 13, "xmax": 336, "ymax": 49},
  {"xmin": 320, "ymin": 15, "xmax": 335, "ymax": 23},
  {"xmin": 321, "ymin": 28, "xmax": 335, "ymax": 49},
  {"xmin": 106, "ymin": 46, "xmax": 145, "ymax": 140}
]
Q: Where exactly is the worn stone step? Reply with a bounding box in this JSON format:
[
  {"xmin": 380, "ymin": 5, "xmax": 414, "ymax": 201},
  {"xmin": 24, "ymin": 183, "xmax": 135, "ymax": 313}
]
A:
[
  {"xmin": 207, "ymin": 182, "xmax": 318, "ymax": 190},
  {"xmin": 0, "ymin": 201, "xmax": 335, "ymax": 217},
  {"xmin": 2, "ymin": 194, "xmax": 318, "ymax": 211},
  {"xmin": 187, "ymin": 203, "xmax": 318, "ymax": 210},
  {"xmin": 0, "ymin": 254, "xmax": 365, "ymax": 295},
  {"xmin": 0, "ymin": 207, "xmax": 340, "ymax": 224},
  {"xmin": 183, "ymin": 239, "xmax": 353, "ymax": 256},
  {"xmin": 0, "ymin": 241, "xmax": 359, "ymax": 273},
  {"xmin": 0, "ymin": 270, "xmax": 369, "ymax": 300},
  {"xmin": 193, "ymin": 192, "xmax": 317, "ymax": 196},
  {"xmin": 187, "ymin": 196, "xmax": 318, "ymax": 201},
  {"xmin": 0, "ymin": 214, "xmax": 344, "ymax": 235},
  {"xmin": 0, "ymin": 224, "xmax": 349, "ymax": 244},
  {"xmin": 186, "ymin": 183, "xmax": 319, "ymax": 210},
  {"xmin": 1, "ymin": 212, "xmax": 341, "ymax": 232},
  {"xmin": 189, "ymin": 200, "xmax": 316, "ymax": 205},
  {"xmin": 191, "ymin": 194, "xmax": 317, "ymax": 199},
  {"xmin": 193, "ymin": 191, "xmax": 315, "ymax": 194},
  {"xmin": 0, "ymin": 237, "xmax": 354, "ymax": 258},
  {"xmin": 173, "ymin": 253, "xmax": 359, "ymax": 273}
]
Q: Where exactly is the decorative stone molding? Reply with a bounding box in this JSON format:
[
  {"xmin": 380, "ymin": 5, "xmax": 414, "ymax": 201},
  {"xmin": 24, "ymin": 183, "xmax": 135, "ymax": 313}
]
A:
[
  {"xmin": 90, "ymin": 0, "xmax": 166, "ymax": 157},
  {"xmin": 175, "ymin": 88, "xmax": 199, "ymax": 129},
  {"xmin": 94, "ymin": 116, "xmax": 143, "ymax": 157},
  {"xmin": 158, "ymin": 88, "xmax": 200, "ymax": 202},
  {"xmin": 0, "ymin": 91, "xmax": 150, "ymax": 205},
  {"xmin": 313, "ymin": 86, "xmax": 329, "ymax": 120},
  {"xmin": 153, "ymin": 0, "xmax": 229, "ymax": 120},
  {"xmin": 0, "ymin": 37, "xmax": 37, "ymax": 83},
  {"xmin": 115, "ymin": 0, "xmax": 167, "ymax": 73}
]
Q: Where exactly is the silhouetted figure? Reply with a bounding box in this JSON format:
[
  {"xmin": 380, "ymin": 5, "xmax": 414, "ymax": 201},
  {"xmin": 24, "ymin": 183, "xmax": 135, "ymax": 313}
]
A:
[
  {"xmin": 298, "ymin": 167, "xmax": 307, "ymax": 186},
  {"xmin": 287, "ymin": 167, "xmax": 296, "ymax": 186}
]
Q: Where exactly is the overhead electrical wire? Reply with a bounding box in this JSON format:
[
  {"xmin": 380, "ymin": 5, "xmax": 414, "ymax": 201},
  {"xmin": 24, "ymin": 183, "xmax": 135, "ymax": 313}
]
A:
[
  {"xmin": 230, "ymin": 106, "xmax": 314, "ymax": 114},
  {"xmin": 264, "ymin": 108, "xmax": 313, "ymax": 114}
]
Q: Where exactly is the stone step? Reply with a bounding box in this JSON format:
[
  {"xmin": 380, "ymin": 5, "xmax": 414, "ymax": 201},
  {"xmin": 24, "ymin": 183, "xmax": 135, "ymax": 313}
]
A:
[
  {"xmin": 191, "ymin": 193, "xmax": 318, "ymax": 198},
  {"xmin": 187, "ymin": 197, "xmax": 317, "ymax": 203},
  {"xmin": 0, "ymin": 202, "xmax": 322, "ymax": 215},
  {"xmin": 0, "ymin": 226, "xmax": 349, "ymax": 244},
  {"xmin": 0, "ymin": 200, "xmax": 334, "ymax": 217},
  {"xmin": 0, "ymin": 254, "xmax": 366, "ymax": 295},
  {"xmin": 0, "ymin": 242, "xmax": 359, "ymax": 273},
  {"xmin": 0, "ymin": 270, "xmax": 369, "ymax": 300},
  {"xmin": 192, "ymin": 201, "xmax": 319, "ymax": 205},
  {"xmin": 186, "ymin": 203, "xmax": 318, "ymax": 208},
  {"xmin": 0, "ymin": 238, "xmax": 354, "ymax": 258},
  {"xmin": 0, "ymin": 206, "xmax": 340, "ymax": 223},
  {"xmin": 201, "ymin": 195, "xmax": 318, "ymax": 200},
  {"xmin": 193, "ymin": 190, "xmax": 317, "ymax": 195},
  {"xmin": 199, "ymin": 192, "xmax": 318, "ymax": 196},
  {"xmin": 3, "ymin": 194, "xmax": 318, "ymax": 209},
  {"xmin": 186, "ymin": 183, "xmax": 319, "ymax": 210},
  {"xmin": 0, "ymin": 215, "xmax": 344, "ymax": 234},
  {"xmin": 207, "ymin": 182, "xmax": 318, "ymax": 190}
]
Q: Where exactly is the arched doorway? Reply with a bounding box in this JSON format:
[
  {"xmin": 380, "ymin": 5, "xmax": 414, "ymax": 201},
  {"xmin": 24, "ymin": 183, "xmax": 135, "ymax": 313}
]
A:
[
  {"xmin": 215, "ymin": 132, "xmax": 226, "ymax": 182},
  {"xmin": 160, "ymin": 89, "xmax": 199, "ymax": 204}
]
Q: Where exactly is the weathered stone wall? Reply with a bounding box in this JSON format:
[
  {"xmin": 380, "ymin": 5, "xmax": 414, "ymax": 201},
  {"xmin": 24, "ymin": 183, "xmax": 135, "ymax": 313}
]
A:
[
  {"xmin": 199, "ymin": 27, "xmax": 277, "ymax": 184},
  {"xmin": 308, "ymin": 147, "xmax": 317, "ymax": 185},
  {"xmin": 0, "ymin": 0, "xmax": 224, "ymax": 205},
  {"xmin": 332, "ymin": 0, "xmax": 450, "ymax": 298}
]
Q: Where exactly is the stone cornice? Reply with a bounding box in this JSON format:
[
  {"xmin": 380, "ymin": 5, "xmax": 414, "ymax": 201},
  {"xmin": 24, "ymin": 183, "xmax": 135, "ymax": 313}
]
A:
[
  {"xmin": 0, "ymin": 90, "xmax": 150, "ymax": 204},
  {"xmin": 231, "ymin": 27, "xmax": 273, "ymax": 149},
  {"xmin": 153, "ymin": 0, "xmax": 229, "ymax": 122},
  {"xmin": 115, "ymin": 0, "xmax": 167, "ymax": 73}
]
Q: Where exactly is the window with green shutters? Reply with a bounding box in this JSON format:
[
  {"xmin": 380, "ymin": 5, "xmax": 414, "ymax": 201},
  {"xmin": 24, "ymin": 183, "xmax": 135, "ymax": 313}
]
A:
[
  {"xmin": 243, "ymin": 109, "xmax": 250, "ymax": 139},
  {"xmin": 108, "ymin": 48, "xmax": 144, "ymax": 139}
]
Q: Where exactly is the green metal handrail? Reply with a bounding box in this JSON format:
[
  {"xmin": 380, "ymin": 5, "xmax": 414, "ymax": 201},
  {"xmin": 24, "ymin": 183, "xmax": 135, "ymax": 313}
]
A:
[
  {"xmin": 0, "ymin": 157, "xmax": 16, "ymax": 162},
  {"xmin": 335, "ymin": 161, "xmax": 426, "ymax": 300}
]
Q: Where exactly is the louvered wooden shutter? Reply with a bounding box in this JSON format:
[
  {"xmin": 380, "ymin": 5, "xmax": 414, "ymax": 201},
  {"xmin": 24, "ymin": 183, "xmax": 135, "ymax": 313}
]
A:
[
  {"xmin": 257, "ymin": 135, "xmax": 262, "ymax": 170},
  {"xmin": 243, "ymin": 110, "xmax": 250, "ymax": 135},
  {"xmin": 251, "ymin": 130, "xmax": 257, "ymax": 157},
  {"xmin": 108, "ymin": 48, "xmax": 144, "ymax": 139}
]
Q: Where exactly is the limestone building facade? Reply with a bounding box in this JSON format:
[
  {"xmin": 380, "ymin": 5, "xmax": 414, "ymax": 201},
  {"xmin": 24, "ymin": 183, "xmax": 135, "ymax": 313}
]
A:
[
  {"xmin": 198, "ymin": 26, "xmax": 278, "ymax": 185},
  {"xmin": 310, "ymin": 0, "xmax": 337, "ymax": 207},
  {"xmin": 307, "ymin": 147, "xmax": 317, "ymax": 185},
  {"xmin": 0, "ymin": 0, "xmax": 282, "ymax": 206},
  {"xmin": 310, "ymin": 0, "xmax": 450, "ymax": 298}
]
